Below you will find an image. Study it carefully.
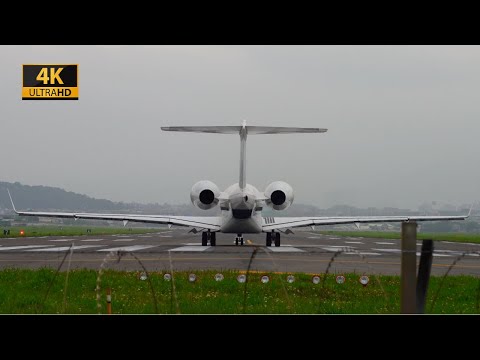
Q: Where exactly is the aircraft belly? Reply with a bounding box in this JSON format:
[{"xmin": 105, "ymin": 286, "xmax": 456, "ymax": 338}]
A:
[{"xmin": 221, "ymin": 217, "xmax": 262, "ymax": 233}]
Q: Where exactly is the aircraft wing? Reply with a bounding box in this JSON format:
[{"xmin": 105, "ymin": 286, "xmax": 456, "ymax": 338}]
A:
[
  {"xmin": 262, "ymin": 213, "xmax": 471, "ymax": 232},
  {"xmin": 7, "ymin": 190, "xmax": 221, "ymax": 231},
  {"xmin": 12, "ymin": 210, "xmax": 221, "ymax": 230}
]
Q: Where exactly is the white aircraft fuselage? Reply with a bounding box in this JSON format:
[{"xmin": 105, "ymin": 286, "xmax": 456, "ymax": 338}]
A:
[{"xmin": 219, "ymin": 183, "xmax": 264, "ymax": 234}]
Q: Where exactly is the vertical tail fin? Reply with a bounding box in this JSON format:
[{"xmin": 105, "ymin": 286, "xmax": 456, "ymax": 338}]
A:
[{"xmin": 161, "ymin": 121, "xmax": 327, "ymax": 191}]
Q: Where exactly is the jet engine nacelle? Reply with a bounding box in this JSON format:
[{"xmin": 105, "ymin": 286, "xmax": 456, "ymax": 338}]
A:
[
  {"xmin": 190, "ymin": 180, "xmax": 220, "ymax": 210},
  {"xmin": 264, "ymin": 181, "xmax": 294, "ymax": 211}
]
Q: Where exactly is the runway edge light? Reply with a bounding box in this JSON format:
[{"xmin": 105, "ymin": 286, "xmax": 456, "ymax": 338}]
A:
[{"xmin": 359, "ymin": 275, "xmax": 370, "ymax": 287}]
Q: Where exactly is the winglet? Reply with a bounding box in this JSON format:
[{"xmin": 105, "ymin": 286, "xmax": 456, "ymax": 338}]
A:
[
  {"xmin": 468, "ymin": 203, "xmax": 474, "ymax": 217},
  {"xmin": 6, "ymin": 189, "xmax": 18, "ymax": 214}
]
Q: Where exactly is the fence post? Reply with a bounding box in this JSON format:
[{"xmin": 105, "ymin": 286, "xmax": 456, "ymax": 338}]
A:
[
  {"xmin": 416, "ymin": 239, "xmax": 433, "ymax": 313},
  {"xmin": 106, "ymin": 288, "xmax": 112, "ymax": 315},
  {"xmin": 401, "ymin": 221, "xmax": 417, "ymax": 313}
]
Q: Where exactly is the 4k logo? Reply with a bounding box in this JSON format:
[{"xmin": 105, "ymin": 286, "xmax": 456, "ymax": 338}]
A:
[{"xmin": 22, "ymin": 64, "xmax": 78, "ymax": 100}]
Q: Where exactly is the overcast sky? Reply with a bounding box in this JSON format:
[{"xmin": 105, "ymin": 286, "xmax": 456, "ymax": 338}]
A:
[{"xmin": 1, "ymin": 45, "xmax": 479, "ymax": 209}]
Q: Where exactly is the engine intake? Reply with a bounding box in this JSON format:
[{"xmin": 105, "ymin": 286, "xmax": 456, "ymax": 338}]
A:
[
  {"xmin": 264, "ymin": 181, "xmax": 294, "ymax": 210},
  {"xmin": 190, "ymin": 180, "xmax": 220, "ymax": 210}
]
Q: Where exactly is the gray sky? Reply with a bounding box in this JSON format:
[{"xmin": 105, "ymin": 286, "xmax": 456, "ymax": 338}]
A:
[{"xmin": 1, "ymin": 45, "xmax": 479, "ymax": 209}]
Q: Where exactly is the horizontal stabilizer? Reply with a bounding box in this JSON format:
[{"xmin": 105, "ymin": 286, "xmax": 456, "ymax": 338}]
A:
[{"xmin": 161, "ymin": 126, "xmax": 327, "ymax": 135}]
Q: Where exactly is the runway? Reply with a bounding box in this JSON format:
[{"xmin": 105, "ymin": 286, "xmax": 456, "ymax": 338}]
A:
[{"xmin": 0, "ymin": 229, "xmax": 479, "ymax": 275}]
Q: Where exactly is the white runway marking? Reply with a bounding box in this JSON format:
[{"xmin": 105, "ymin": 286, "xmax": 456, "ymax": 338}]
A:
[
  {"xmin": 345, "ymin": 241, "xmax": 364, "ymax": 244},
  {"xmin": 466, "ymin": 253, "xmax": 480, "ymax": 257},
  {"xmin": 375, "ymin": 242, "xmax": 395, "ymax": 245},
  {"xmin": 81, "ymin": 239, "xmax": 104, "ymax": 242},
  {"xmin": 27, "ymin": 245, "xmax": 102, "ymax": 252},
  {"xmin": 372, "ymin": 248, "xmax": 401, "ymax": 253},
  {"xmin": 97, "ymin": 245, "xmax": 158, "ymax": 252},
  {"xmin": 321, "ymin": 246, "xmax": 356, "ymax": 252},
  {"xmin": 307, "ymin": 236, "xmax": 321, "ymax": 239},
  {"xmin": 432, "ymin": 253, "xmax": 452, "ymax": 257},
  {"xmin": 268, "ymin": 246, "xmax": 305, "ymax": 252},
  {"xmin": 139, "ymin": 235, "xmax": 153, "ymax": 238},
  {"xmin": 0, "ymin": 245, "xmax": 54, "ymax": 251},
  {"xmin": 27, "ymin": 245, "xmax": 103, "ymax": 252},
  {"xmin": 159, "ymin": 235, "xmax": 173, "ymax": 238},
  {"xmin": 434, "ymin": 250, "xmax": 463, "ymax": 255},
  {"xmin": 343, "ymin": 252, "xmax": 382, "ymax": 256},
  {"xmin": 323, "ymin": 245, "xmax": 356, "ymax": 249},
  {"xmin": 113, "ymin": 239, "xmax": 135, "ymax": 242},
  {"xmin": 169, "ymin": 246, "xmax": 211, "ymax": 252}
]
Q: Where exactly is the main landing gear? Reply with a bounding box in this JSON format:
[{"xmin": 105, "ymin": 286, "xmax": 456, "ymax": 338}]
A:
[
  {"xmin": 202, "ymin": 231, "xmax": 216, "ymax": 246},
  {"xmin": 266, "ymin": 232, "xmax": 280, "ymax": 247},
  {"xmin": 235, "ymin": 233, "xmax": 244, "ymax": 246}
]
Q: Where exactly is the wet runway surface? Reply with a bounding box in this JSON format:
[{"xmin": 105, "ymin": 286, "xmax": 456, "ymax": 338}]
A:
[{"xmin": 0, "ymin": 230, "xmax": 479, "ymax": 275}]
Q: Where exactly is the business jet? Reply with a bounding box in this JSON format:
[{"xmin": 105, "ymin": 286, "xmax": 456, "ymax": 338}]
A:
[{"xmin": 7, "ymin": 121, "xmax": 471, "ymax": 247}]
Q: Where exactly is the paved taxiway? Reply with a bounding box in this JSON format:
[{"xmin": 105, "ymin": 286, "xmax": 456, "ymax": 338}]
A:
[{"xmin": 0, "ymin": 229, "xmax": 479, "ymax": 275}]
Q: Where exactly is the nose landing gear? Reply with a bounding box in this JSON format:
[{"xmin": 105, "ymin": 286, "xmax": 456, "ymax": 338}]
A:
[{"xmin": 235, "ymin": 233, "xmax": 244, "ymax": 246}]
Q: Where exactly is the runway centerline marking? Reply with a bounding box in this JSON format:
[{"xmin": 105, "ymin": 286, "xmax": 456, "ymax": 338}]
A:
[
  {"xmin": 169, "ymin": 246, "xmax": 211, "ymax": 252},
  {"xmin": 375, "ymin": 242, "xmax": 395, "ymax": 245},
  {"xmin": 27, "ymin": 245, "xmax": 103, "ymax": 252},
  {"xmin": 97, "ymin": 245, "xmax": 159, "ymax": 252},
  {"xmin": 345, "ymin": 241, "xmax": 364, "ymax": 244}
]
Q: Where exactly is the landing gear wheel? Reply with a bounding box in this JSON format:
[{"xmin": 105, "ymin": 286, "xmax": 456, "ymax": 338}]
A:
[
  {"xmin": 202, "ymin": 232, "xmax": 208, "ymax": 246},
  {"xmin": 274, "ymin": 232, "xmax": 280, "ymax": 247},
  {"xmin": 235, "ymin": 237, "xmax": 239, "ymax": 246},
  {"xmin": 210, "ymin": 232, "xmax": 216, "ymax": 246},
  {"xmin": 266, "ymin": 233, "xmax": 272, "ymax": 247},
  {"xmin": 240, "ymin": 238, "xmax": 244, "ymax": 245}
]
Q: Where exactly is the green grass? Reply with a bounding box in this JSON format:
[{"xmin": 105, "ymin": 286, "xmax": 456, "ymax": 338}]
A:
[
  {"xmin": 0, "ymin": 268, "xmax": 477, "ymax": 314},
  {"xmin": 0, "ymin": 225, "xmax": 161, "ymax": 238},
  {"xmin": 316, "ymin": 231, "xmax": 480, "ymax": 244}
]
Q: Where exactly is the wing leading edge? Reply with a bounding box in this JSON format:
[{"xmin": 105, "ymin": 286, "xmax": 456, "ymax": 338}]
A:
[
  {"xmin": 7, "ymin": 190, "xmax": 221, "ymax": 231},
  {"xmin": 262, "ymin": 213, "xmax": 471, "ymax": 232}
]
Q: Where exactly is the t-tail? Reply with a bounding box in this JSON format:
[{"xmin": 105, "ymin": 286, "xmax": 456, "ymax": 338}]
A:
[{"xmin": 161, "ymin": 120, "xmax": 327, "ymax": 190}]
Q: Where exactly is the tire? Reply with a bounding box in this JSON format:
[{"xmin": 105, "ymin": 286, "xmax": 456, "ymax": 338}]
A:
[
  {"xmin": 274, "ymin": 233, "xmax": 280, "ymax": 247},
  {"xmin": 240, "ymin": 238, "xmax": 244, "ymax": 245},
  {"xmin": 266, "ymin": 233, "xmax": 272, "ymax": 247},
  {"xmin": 235, "ymin": 238, "xmax": 239, "ymax": 246},
  {"xmin": 210, "ymin": 232, "xmax": 216, "ymax": 246},
  {"xmin": 202, "ymin": 232, "xmax": 208, "ymax": 246}
]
